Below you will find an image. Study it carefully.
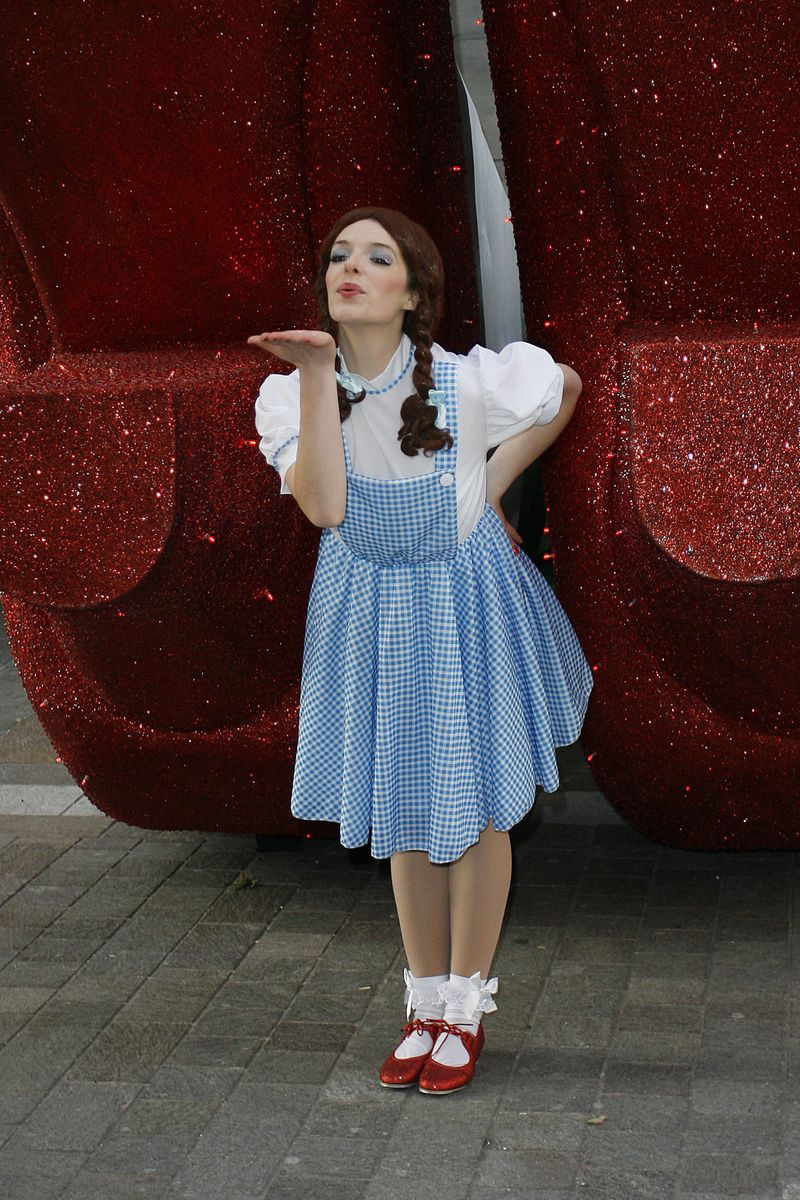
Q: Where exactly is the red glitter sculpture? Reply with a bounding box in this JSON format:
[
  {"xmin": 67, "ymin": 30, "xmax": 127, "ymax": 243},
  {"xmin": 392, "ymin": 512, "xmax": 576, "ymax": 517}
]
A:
[
  {"xmin": 0, "ymin": 2, "xmax": 478, "ymax": 832},
  {"xmin": 483, "ymin": 0, "xmax": 800, "ymax": 847}
]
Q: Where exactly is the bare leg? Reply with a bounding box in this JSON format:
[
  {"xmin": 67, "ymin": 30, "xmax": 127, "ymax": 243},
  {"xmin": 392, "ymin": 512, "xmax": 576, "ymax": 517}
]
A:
[
  {"xmin": 449, "ymin": 820, "xmax": 512, "ymax": 978},
  {"xmin": 389, "ymin": 849, "xmax": 450, "ymax": 975},
  {"xmin": 420, "ymin": 821, "xmax": 513, "ymax": 1071}
]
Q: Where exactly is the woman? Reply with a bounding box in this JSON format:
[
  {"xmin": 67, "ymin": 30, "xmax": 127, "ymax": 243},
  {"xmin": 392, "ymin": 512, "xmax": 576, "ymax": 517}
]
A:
[{"xmin": 249, "ymin": 206, "xmax": 592, "ymax": 1095}]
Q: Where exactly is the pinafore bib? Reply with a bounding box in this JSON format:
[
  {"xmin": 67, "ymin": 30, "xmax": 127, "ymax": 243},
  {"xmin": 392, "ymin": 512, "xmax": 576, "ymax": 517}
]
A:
[{"xmin": 289, "ymin": 361, "xmax": 593, "ymax": 863}]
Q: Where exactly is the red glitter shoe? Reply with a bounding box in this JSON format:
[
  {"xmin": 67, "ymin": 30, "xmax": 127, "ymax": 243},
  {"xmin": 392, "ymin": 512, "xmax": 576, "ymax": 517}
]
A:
[
  {"xmin": 417, "ymin": 1020, "xmax": 485, "ymax": 1095},
  {"xmin": 378, "ymin": 1017, "xmax": 444, "ymax": 1088}
]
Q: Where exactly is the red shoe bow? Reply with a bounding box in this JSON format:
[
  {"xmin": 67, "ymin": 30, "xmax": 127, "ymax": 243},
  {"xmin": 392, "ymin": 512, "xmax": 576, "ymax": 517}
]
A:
[
  {"xmin": 378, "ymin": 1017, "xmax": 444, "ymax": 1089},
  {"xmin": 418, "ymin": 1020, "xmax": 485, "ymax": 1095}
]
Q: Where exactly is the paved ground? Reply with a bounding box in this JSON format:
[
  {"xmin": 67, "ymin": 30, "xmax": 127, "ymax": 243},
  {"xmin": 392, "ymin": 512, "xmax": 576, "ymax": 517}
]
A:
[{"xmin": 2, "ymin": 606, "xmax": 800, "ymax": 1200}]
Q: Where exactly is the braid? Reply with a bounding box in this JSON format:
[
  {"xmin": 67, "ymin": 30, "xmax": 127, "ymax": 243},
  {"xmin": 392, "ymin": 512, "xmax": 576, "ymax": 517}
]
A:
[{"xmin": 397, "ymin": 306, "xmax": 454, "ymax": 457}]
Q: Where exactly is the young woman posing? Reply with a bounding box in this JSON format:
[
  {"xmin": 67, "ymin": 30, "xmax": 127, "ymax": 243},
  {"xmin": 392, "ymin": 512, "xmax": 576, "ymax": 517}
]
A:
[{"xmin": 250, "ymin": 207, "xmax": 592, "ymax": 1095}]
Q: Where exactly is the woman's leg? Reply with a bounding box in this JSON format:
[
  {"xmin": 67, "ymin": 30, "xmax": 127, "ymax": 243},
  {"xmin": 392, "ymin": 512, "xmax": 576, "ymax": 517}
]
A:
[
  {"xmin": 422, "ymin": 821, "xmax": 513, "ymax": 1073},
  {"xmin": 389, "ymin": 825, "xmax": 512, "ymax": 978},
  {"xmin": 381, "ymin": 850, "xmax": 450, "ymax": 1073},
  {"xmin": 448, "ymin": 820, "xmax": 512, "ymax": 978},
  {"xmin": 389, "ymin": 849, "xmax": 450, "ymax": 974}
]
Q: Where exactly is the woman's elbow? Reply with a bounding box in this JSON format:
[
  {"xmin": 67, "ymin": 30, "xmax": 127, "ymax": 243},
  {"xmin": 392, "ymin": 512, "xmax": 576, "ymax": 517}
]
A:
[
  {"xmin": 300, "ymin": 495, "xmax": 346, "ymax": 528},
  {"xmin": 316, "ymin": 508, "xmax": 346, "ymax": 529},
  {"xmin": 558, "ymin": 363, "xmax": 583, "ymax": 396},
  {"xmin": 296, "ymin": 501, "xmax": 345, "ymax": 528},
  {"xmin": 286, "ymin": 466, "xmax": 346, "ymax": 527}
]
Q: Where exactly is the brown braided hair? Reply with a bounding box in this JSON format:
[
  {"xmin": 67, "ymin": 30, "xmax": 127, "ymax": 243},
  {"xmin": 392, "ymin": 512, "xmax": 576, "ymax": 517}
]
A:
[{"xmin": 313, "ymin": 206, "xmax": 453, "ymax": 457}]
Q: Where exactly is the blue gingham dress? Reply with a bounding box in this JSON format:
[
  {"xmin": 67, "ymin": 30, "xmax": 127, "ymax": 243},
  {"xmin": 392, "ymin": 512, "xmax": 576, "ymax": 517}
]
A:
[{"xmin": 290, "ymin": 359, "xmax": 593, "ymax": 862}]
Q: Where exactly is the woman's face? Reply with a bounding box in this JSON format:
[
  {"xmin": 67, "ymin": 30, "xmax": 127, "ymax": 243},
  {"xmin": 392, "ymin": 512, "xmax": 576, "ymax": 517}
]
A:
[{"xmin": 325, "ymin": 218, "xmax": 417, "ymax": 331}]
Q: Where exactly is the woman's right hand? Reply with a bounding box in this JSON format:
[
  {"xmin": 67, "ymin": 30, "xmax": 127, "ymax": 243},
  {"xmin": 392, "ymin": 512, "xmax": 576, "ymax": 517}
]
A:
[{"xmin": 246, "ymin": 329, "xmax": 337, "ymax": 372}]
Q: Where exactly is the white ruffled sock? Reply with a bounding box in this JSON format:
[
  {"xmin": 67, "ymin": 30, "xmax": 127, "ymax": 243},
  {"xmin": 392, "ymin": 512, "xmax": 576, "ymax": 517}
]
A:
[
  {"xmin": 394, "ymin": 970, "xmax": 448, "ymax": 1060},
  {"xmin": 431, "ymin": 971, "xmax": 499, "ymax": 1068}
]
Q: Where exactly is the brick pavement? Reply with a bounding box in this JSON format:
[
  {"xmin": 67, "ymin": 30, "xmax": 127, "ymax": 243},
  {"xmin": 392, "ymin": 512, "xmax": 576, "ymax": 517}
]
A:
[{"xmin": 0, "ymin": 767, "xmax": 798, "ymax": 1200}]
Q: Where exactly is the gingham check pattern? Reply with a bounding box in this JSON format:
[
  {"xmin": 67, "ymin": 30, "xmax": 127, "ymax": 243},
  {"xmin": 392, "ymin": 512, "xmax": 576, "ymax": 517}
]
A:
[{"xmin": 290, "ymin": 360, "xmax": 593, "ymax": 862}]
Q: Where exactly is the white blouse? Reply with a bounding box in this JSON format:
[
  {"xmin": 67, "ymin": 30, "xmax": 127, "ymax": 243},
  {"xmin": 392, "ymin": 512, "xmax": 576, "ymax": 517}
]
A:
[{"xmin": 254, "ymin": 332, "xmax": 564, "ymax": 544}]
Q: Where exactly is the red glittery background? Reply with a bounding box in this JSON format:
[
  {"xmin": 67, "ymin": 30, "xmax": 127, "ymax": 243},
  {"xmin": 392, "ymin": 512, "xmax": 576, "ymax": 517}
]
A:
[
  {"xmin": 3, "ymin": 1, "xmax": 798, "ymax": 847},
  {"xmin": 483, "ymin": 0, "xmax": 800, "ymax": 846},
  {"xmin": 0, "ymin": 2, "xmax": 478, "ymax": 832}
]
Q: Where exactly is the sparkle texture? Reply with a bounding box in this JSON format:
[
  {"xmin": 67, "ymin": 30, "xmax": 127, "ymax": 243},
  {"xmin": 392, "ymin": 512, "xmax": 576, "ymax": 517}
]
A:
[
  {"xmin": 0, "ymin": 2, "xmax": 477, "ymax": 832},
  {"xmin": 484, "ymin": 0, "xmax": 800, "ymax": 847}
]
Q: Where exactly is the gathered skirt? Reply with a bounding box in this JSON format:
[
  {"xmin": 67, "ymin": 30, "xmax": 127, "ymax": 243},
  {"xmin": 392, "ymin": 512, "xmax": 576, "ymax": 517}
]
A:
[{"xmin": 290, "ymin": 502, "xmax": 593, "ymax": 863}]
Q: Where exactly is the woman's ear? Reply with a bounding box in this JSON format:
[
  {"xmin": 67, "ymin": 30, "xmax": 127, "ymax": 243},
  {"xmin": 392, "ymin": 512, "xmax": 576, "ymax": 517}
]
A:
[{"xmin": 404, "ymin": 290, "xmax": 419, "ymax": 311}]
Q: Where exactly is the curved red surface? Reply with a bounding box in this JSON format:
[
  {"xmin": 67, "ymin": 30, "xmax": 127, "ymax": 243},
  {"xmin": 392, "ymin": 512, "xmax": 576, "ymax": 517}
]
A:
[{"xmin": 0, "ymin": 1, "xmax": 478, "ymax": 833}]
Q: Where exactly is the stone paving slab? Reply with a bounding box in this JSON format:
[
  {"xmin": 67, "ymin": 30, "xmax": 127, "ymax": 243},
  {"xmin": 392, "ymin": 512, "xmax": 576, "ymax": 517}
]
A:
[{"xmin": 0, "ymin": 785, "xmax": 84, "ymax": 816}]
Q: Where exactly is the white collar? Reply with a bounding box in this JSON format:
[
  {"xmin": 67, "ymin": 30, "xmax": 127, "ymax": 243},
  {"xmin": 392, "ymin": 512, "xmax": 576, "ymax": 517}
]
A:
[{"xmin": 338, "ymin": 332, "xmax": 412, "ymax": 390}]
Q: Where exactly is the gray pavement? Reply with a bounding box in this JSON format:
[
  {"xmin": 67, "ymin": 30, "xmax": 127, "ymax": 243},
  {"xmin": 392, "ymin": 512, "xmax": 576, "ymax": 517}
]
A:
[{"xmin": 2, "ymin": 606, "xmax": 800, "ymax": 1200}]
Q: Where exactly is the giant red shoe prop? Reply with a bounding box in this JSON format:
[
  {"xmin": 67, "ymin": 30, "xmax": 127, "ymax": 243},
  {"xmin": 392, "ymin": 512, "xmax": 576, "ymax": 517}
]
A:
[
  {"xmin": 0, "ymin": 2, "xmax": 478, "ymax": 832},
  {"xmin": 484, "ymin": 0, "xmax": 799, "ymax": 847}
]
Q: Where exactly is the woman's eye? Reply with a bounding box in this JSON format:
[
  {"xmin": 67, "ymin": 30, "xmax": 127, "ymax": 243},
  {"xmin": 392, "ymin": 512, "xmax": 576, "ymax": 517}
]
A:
[{"xmin": 330, "ymin": 250, "xmax": 392, "ymax": 265}]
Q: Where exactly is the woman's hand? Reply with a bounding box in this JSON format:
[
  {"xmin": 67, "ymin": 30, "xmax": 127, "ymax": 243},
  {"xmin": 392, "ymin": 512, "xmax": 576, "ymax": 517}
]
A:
[
  {"xmin": 247, "ymin": 329, "xmax": 337, "ymax": 372},
  {"xmin": 486, "ymin": 455, "xmax": 523, "ymax": 553},
  {"xmin": 487, "ymin": 489, "xmax": 523, "ymax": 553}
]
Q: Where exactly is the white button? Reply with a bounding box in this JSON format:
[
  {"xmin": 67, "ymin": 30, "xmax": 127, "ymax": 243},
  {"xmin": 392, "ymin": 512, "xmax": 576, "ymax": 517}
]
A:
[{"xmin": 440, "ymin": 472, "xmax": 454, "ymax": 487}]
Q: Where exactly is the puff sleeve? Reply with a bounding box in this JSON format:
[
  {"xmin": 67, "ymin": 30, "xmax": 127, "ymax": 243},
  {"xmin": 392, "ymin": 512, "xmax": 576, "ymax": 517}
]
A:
[
  {"xmin": 253, "ymin": 370, "xmax": 301, "ymax": 495},
  {"xmin": 466, "ymin": 341, "xmax": 565, "ymax": 450}
]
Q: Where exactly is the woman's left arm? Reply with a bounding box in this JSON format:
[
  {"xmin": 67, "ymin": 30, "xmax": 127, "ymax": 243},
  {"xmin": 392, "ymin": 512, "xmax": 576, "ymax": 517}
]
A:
[{"xmin": 485, "ymin": 365, "xmax": 583, "ymax": 545}]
